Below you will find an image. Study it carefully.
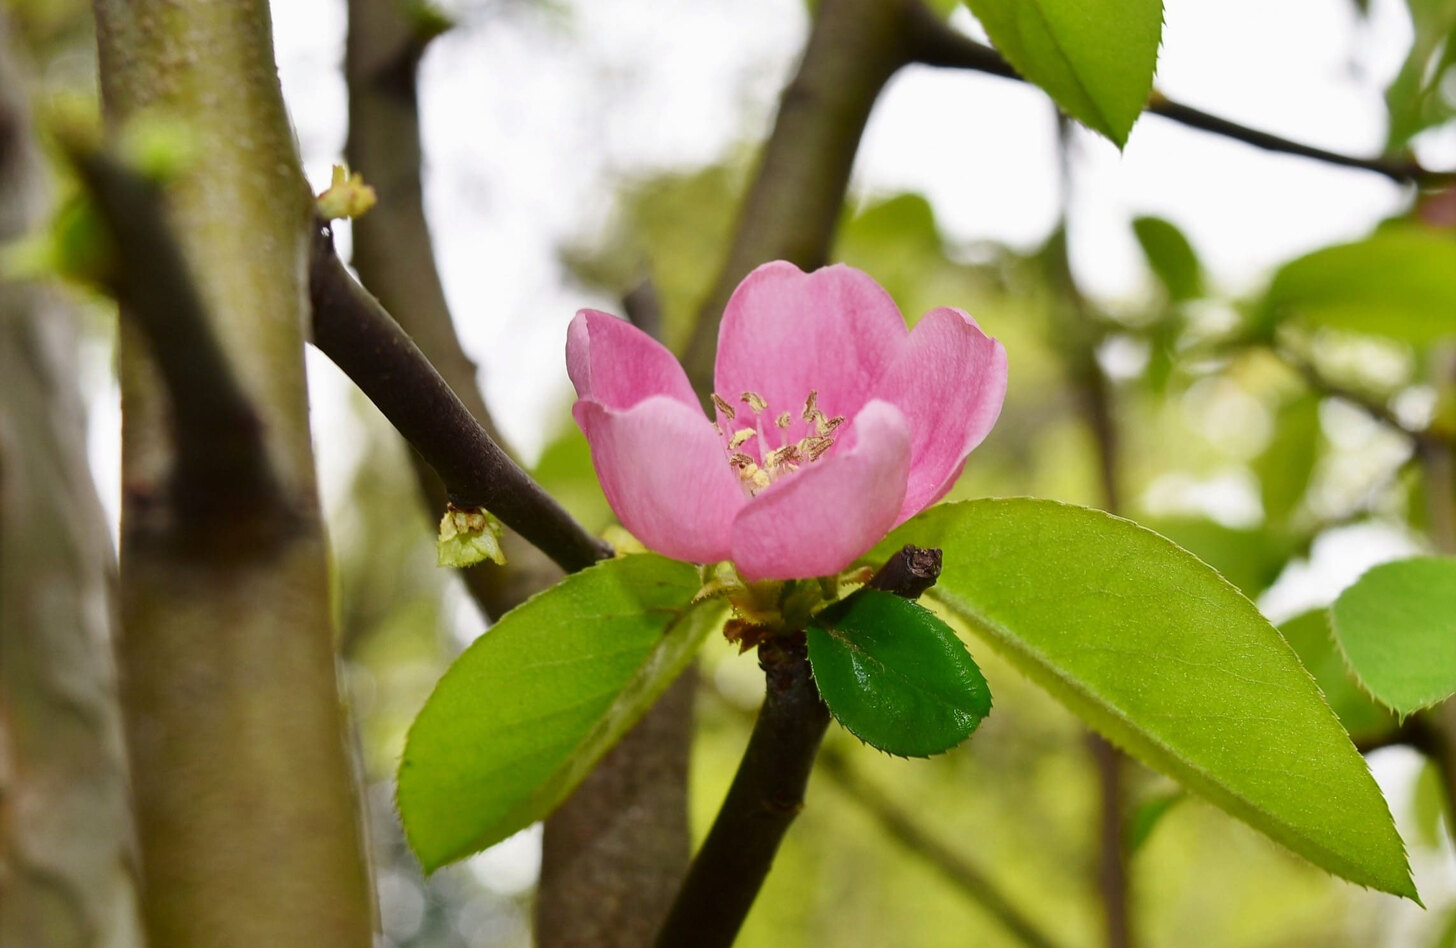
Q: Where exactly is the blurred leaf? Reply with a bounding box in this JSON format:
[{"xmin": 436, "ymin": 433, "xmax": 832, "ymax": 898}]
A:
[
  {"xmin": 962, "ymin": 0, "xmax": 1163, "ymax": 146},
  {"xmin": 1128, "ymin": 789, "xmax": 1185, "ymax": 853},
  {"xmin": 398, "ymin": 554, "xmax": 724, "ymax": 870},
  {"xmin": 1253, "ymin": 393, "xmax": 1321, "ymax": 525},
  {"xmin": 1261, "ymin": 226, "xmax": 1456, "ymax": 343},
  {"xmin": 1132, "ymin": 215, "xmax": 1203, "ymax": 302},
  {"xmin": 807, "ymin": 590, "xmax": 992, "ymax": 757},
  {"xmin": 1413, "ymin": 759, "xmax": 1449, "ymax": 849},
  {"xmin": 872, "ymin": 499, "xmax": 1416, "ymax": 899},
  {"xmin": 1278, "ymin": 610, "xmax": 1395, "ymax": 744},
  {"xmin": 1385, "ymin": 0, "xmax": 1456, "ymax": 151},
  {"xmin": 1142, "ymin": 516, "xmax": 1293, "ymax": 597},
  {"xmin": 532, "ymin": 421, "xmax": 612, "ymax": 531},
  {"xmin": 1331, "ymin": 557, "xmax": 1456, "ymax": 714}
]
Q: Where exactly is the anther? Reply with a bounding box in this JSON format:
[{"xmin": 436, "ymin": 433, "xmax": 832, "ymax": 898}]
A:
[
  {"xmin": 818, "ymin": 415, "xmax": 844, "ymax": 436},
  {"xmin": 711, "ymin": 393, "xmax": 736, "ymax": 420},
  {"xmin": 800, "ymin": 436, "xmax": 834, "ymax": 462},
  {"xmin": 741, "ymin": 391, "xmax": 768, "ymax": 414},
  {"xmin": 765, "ymin": 444, "xmax": 801, "ymax": 470},
  {"xmin": 729, "ymin": 428, "xmax": 757, "ymax": 449},
  {"xmin": 801, "ymin": 390, "xmax": 819, "ymax": 421},
  {"xmin": 776, "ymin": 412, "xmax": 792, "ymax": 429}
]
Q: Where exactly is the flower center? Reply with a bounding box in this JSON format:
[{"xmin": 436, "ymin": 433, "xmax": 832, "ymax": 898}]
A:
[{"xmin": 711, "ymin": 389, "xmax": 845, "ymax": 495}]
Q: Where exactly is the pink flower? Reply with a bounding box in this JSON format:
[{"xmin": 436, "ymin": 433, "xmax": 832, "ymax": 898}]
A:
[{"xmin": 567, "ymin": 261, "xmax": 1007, "ymax": 582}]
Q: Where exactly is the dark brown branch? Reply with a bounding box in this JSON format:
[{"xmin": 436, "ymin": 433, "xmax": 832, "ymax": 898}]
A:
[
  {"xmin": 66, "ymin": 148, "xmax": 281, "ymax": 523},
  {"xmin": 681, "ymin": 0, "xmax": 924, "ymax": 394},
  {"xmin": 344, "ymin": 0, "xmax": 543, "ymax": 621},
  {"xmin": 654, "ymin": 546, "xmax": 942, "ymax": 948},
  {"xmin": 818, "ymin": 750, "xmax": 1068, "ymax": 948},
  {"xmin": 308, "ymin": 227, "xmax": 611, "ymax": 574},
  {"xmin": 906, "ymin": 7, "xmax": 1446, "ymax": 186}
]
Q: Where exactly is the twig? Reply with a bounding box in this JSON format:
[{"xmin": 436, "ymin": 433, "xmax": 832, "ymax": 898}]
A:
[
  {"xmin": 654, "ymin": 546, "xmax": 942, "ymax": 948},
  {"xmin": 905, "ymin": 6, "xmax": 1445, "ymax": 186},
  {"xmin": 818, "ymin": 749, "xmax": 1069, "ymax": 948},
  {"xmin": 66, "ymin": 147, "xmax": 281, "ymax": 524},
  {"xmin": 1273, "ymin": 344, "xmax": 1453, "ymax": 448},
  {"xmin": 307, "ymin": 226, "xmax": 611, "ymax": 574},
  {"xmin": 344, "ymin": 0, "xmax": 540, "ymax": 621}
]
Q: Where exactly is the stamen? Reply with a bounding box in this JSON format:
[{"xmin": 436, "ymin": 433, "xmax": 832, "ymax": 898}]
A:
[
  {"xmin": 801, "ymin": 390, "xmax": 819, "ymax": 422},
  {"xmin": 749, "ymin": 469, "xmax": 770, "ymax": 491},
  {"xmin": 741, "ymin": 391, "xmax": 768, "ymax": 414},
  {"xmin": 765, "ymin": 444, "xmax": 801, "ymax": 470},
  {"xmin": 728, "ymin": 428, "xmax": 757, "ymax": 449},
  {"xmin": 818, "ymin": 415, "xmax": 844, "ymax": 436},
  {"xmin": 799, "ymin": 436, "xmax": 834, "ymax": 462},
  {"xmin": 729, "ymin": 452, "xmax": 756, "ymax": 470},
  {"xmin": 711, "ymin": 393, "xmax": 736, "ymax": 420},
  {"xmin": 775, "ymin": 411, "xmax": 792, "ymax": 429}
]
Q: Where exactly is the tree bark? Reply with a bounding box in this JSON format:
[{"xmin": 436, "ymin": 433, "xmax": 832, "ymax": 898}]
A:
[
  {"xmin": 91, "ymin": 1, "xmax": 374, "ymax": 945},
  {"xmin": 0, "ymin": 19, "xmax": 145, "ymax": 948}
]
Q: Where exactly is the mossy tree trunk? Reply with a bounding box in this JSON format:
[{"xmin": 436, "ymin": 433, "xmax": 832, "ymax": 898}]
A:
[{"xmin": 90, "ymin": 1, "xmax": 374, "ymax": 945}]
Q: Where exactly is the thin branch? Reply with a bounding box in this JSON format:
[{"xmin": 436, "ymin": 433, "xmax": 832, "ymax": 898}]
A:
[
  {"xmin": 344, "ymin": 0, "xmax": 542, "ymax": 621},
  {"xmin": 308, "ymin": 226, "xmax": 612, "ymax": 574},
  {"xmin": 906, "ymin": 6, "xmax": 1446, "ymax": 186},
  {"xmin": 1273, "ymin": 344, "xmax": 1454, "ymax": 448},
  {"xmin": 654, "ymin": 546, "xmax": 942, "ymax": 948},
  {"xmin": 66, "ymin": 147, "xmax": 281, "ymax": 523},
  {"xmin": 817, "ymin": 750, "xmax": 1069, "ymax": 948}
]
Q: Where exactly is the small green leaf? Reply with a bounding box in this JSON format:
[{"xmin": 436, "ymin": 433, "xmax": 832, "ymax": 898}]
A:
[
  {"xmin": 1331, "ymin": 557, "xmax": 1456, "ymax": 715},
  {"xmin": 964, "ymin": 0, "xmax": 1163, "ymax": 146},
  {"xmin": 436, "ymin": 505, "xmax": 505, "ymax": 568},
  {"xmin": 1279, "ymin": 610, "xmax": 1395, "ymax": 744},
  {"xmin": 398, "ymin": 554, "xmax": 724, "ymax": 871},
  {"xmin": 807, "ymin": 590, "xmax": 991, "ymax": 757},
  {"xmin": 1262, "ymin": 226, "xmax": 1456, "ymax": 343},
  {"xmin": 1132, "ymin": 215, "xmax": 1203, "ymax": 302},
  {"xmin": 872, "ymin": 499, "xmax": 1416, "ymax": 899}
]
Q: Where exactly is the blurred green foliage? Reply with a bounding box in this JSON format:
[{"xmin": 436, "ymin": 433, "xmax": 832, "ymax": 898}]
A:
[{"xmin": 305, "ymin": 0, "xmax": 1456, "ymax": 943}]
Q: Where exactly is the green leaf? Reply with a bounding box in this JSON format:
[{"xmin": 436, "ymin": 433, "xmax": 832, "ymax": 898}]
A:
[
  {"xmin": 1262, "ymin": 226, "xmax": 1456, "ymax": 343},
  {"xmin": 963, "ymin": 0, "xmax": 1163, "ymax": 146},
  {"xmin": 807, "ymin": 590, "xmax": 991, "ymax": 757},
  {"xmin": 398, "ymin": 554, "xmax": 724, "ymax": 871},
  {"xmin": 871, "ymin": 499, "xmax": 1416, "ymax": 899},
  {"xmin": 1132, "ymin": 215, "xmax": 1203, "ymax": 302},
  {"xmin": 1331, "ymin": 557, "xmax": 1456, "ymax": 715},
  {"xmin": 1278, "ymin": 610, "xmax": 1395, "ymax": 744},
  {"xmin": 1141, "ymin": 516, "xmax": 1293, "ymax": 598}
]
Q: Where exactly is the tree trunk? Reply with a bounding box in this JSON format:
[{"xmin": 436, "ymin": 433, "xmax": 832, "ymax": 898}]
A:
[
  {"xmin": 0, "ymin": 18, "xmax": 145, "ymax": 948},
  {"xmin": 90, "ymin": 1, "xmax": 374, "ymax": 944}
]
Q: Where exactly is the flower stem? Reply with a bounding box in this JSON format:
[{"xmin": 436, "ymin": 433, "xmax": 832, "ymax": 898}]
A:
[{"xmin": 653, "ymin": 546, "xmax": 942, "ymax": 948}]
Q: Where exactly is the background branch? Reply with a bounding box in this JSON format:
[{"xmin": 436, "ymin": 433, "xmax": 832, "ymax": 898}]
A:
[
  {"xmin": 681, "ymin": 0, "xmax": 923, "ymax": 393},
  {"xmin": 817, "ymin": 749, "xmax": 1068, "ymax": 948},
  {"xmin": 309, "ymin": 228, "xmax": 611, "ymax": 575},
  {"xmin": 343, "ymin": 0, "xmax": 549, "ymax": 621}
]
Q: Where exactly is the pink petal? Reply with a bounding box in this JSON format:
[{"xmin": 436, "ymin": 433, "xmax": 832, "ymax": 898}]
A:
[
  {"xmin": 713, "ymin": 262, "xmax": 908, "ymax": 437},
  {"xmin": 574, "ymin": 396, "xmax": 745, "ymax": 565},
  {"xmin": 567, "ymin": 309, "xmax": 699, "ymax": 412},
  {"xmin": 730, "ymin": 400, "xmax": 911, "ymax": 581},
  {"xmin": 877, "ymin": 307, "xmax": 1007, "ymax": 523}
]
